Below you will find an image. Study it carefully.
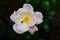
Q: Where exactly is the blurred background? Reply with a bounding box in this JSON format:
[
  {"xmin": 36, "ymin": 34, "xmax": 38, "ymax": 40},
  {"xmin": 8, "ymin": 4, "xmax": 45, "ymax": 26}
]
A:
[{"xmin": 0, "ymin": 0, "xmax": 60, "ymax": 40}]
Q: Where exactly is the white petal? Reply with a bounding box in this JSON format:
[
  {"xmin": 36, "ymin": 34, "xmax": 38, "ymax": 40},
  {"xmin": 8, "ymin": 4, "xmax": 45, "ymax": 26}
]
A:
[
  {"xmin": 17, "ymin": 4, "xmax": 34, "ymax": 14},
  {"xmin": 29, "ymin": 25, "xmax": 38, "ymax": 35},
  {"xmin": 13, "ymin": 24, "xmax": 25, "ymax": 34},
  {"xmin": 17, "ymin": 24, "xmax": 30, "ymax": 32},
  {"xmin": 35, "ymin": 12, "xmax": 43, "ymax": 19},
  {"xmin": 35, "ymin": 19, "xmax": 43, "ymax": 25},
  {"xmin": 34, "ymin": 12, "xmax": 43, "ymax": 24},
  {"xmin": 10, "ymin": 11, "xmax": 17, "ymax": 22},
  {"xmin": 23, "ymin": 4, "xmax": 33, "ymax": 11},
  {"xmin": 17, "ymin": 8, "xmax": 28, "ymax": 14}
]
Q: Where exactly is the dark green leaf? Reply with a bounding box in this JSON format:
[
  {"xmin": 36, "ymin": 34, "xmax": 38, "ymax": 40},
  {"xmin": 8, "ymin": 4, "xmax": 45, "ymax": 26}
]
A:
[
  {"xmin": 25, "ymin": 0, "xmax": 31, "ymax": 3},
  {"xmin": 8, "ymin": 30, "xmax": 16, "ymax": 39},
  {"xmin": 34, "ymin": 32, "xmax": 40, "ymax": 40},
  {"xmin": 48, "ymin": 11, "xmax": 55, "ymax": 16},
  {"xmin": 41, "ymin": 1, "xmax": 50, "ymax": 13},
  {"xmin": 43, "ymin": 23, "xmax": 50, "ymax": 32},
  {"xmin": 23, "ymin": 33, "xmax": 31, "ymax": 40}
]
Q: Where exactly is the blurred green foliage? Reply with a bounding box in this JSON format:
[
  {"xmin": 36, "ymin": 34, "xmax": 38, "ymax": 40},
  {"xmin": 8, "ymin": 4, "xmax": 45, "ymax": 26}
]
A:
[
  {"xmin": 41, "ymin": 1, "xmax": 50, "ymax": 13},
  {"xmin": 34, "ymin": 32, "xmax": 40, "ymax": 40},
  {"xmin": 23, "ymin": 33, "xmax": 31, "ymax": 40}
]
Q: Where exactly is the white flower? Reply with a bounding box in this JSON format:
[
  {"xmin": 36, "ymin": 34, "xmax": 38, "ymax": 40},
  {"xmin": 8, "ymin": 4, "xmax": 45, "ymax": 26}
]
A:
[{"xmin": 10, "ymin": 4, "xmax": 43, "ymax": 35}]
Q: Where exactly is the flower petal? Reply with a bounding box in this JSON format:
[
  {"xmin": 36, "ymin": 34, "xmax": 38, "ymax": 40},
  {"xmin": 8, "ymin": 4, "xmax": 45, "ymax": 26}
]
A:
[
  {"xmin": 29, "ymin": 25, "xmax": 38, "ymax": 35},
  {"xmin": 23, "ymin": 4, "xmax": 33, "ymax": 11},
  {"xmin": 17, "ymin": 24, "xmax": 30, "ymax": 32},
  {"xmin": 17, "ymin": 8, "xmax": 28, "ymax": 14},
  {"xmin": 35, "ymin": 12, "xmax": 43, "ymax": 19},
  {"xmin": 17, "ymin": 4, "xmax": 34, "ymax": 14},
  {"xmin": 10, "ymin": 11, "xmax": 17, "ymax": 21},
  {"xmin": 34, "ymin": 12, "xmax": 43, "ymax": 24},
  {"xmin": 13, "ymin": 24, "xmax": 25, "ymax": 34}
]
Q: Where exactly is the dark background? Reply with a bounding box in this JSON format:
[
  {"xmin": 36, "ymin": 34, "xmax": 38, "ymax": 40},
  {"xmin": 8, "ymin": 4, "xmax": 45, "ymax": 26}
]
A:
[{"xmin": 0, "ymin": 0, "xmax": 60, "ymax": 40}]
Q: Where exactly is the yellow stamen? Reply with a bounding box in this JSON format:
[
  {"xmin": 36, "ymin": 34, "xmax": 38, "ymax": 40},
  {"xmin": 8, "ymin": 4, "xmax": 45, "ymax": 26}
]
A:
[
  {"xmin": 23, "ymin": 16, "xmax": 30, "ymax": 23},
  {"xmin": 21, "ymin": 13, "xmax": 32, "ymax": 24}
]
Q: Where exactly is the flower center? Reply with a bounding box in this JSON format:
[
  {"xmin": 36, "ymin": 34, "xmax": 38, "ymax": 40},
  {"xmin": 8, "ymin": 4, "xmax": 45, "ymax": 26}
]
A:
[
  {"xmin": 21, "ymin": 13, "xmax": 32, "ymax": 24},
  {"xmin": 23, "ymin": 16, "xmax": 30, "ymax": 23}
]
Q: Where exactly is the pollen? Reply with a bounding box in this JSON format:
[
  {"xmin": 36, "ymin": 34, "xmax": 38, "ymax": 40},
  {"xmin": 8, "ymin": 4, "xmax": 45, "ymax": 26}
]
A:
[
  {"xmin": 23, "ymin": 16, "xmax": 30, "ymax": 23},
  {"xmin": 21, "ymin": 13, "xmax": 32, "ymax": 24}
]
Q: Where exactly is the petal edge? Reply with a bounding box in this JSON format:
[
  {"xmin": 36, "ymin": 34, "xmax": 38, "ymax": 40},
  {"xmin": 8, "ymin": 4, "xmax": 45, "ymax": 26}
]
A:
[{"xmin": 13, "ymin": 24, "xmax": 25, "ymax": 34}]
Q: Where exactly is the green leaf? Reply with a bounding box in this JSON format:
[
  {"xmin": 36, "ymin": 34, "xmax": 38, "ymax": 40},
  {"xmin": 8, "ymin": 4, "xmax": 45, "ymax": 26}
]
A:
[
  {"xmin": 30, "ymin": 0, "xmax": 41, "ymax": 11},
  {"xmin": 33, "ymin": 0, "xmax": 40, "ymax": 5},
  {"xmin": 44, "ymin": 18, "xmax": 49, "ymax": 23},
  {"xmin": 48, "ymin": 11, "xmax": 55, "ymax": 16},
  {"xmin": 43, "ymin": 23, "xmax": 50, "ymax": 32},
  {"xmin": 23, "ymin": 33, "xmax": 31, "ymax": 40},
  {"xmin": 8, "ymin": 30, "xmax": 16, "ymax": 39},
  {"xmin": 25, "ymin": 0, "xmax": 31, "ymax": 3},
  {"xmin": 50, "ymin": 0, "xmax": 57, "ymax": 10},
  {"xmin": 51, "ymin": 0, "xmax": 56, "ymax": 4},
  {"xmin": 34, "ymin": 32, "xmax": 40, "ymax": 40},
  {"xmin": 43, "ymin": 23, "xmax": 48, "ymax": 29},
  {"xmin": 47, "ymin": 15, "xmax": 53, "ymax": 20},
  {"xmin": 9, "ymin": 20, "xmax": 14, "ymax": 26},
  {"xmin": 41, "ymin": 1, "xmax": 50, "ymax": 13},
  {"xmin": 45, "ymin": 27, "xmax": 50, "ymax": 32}
]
